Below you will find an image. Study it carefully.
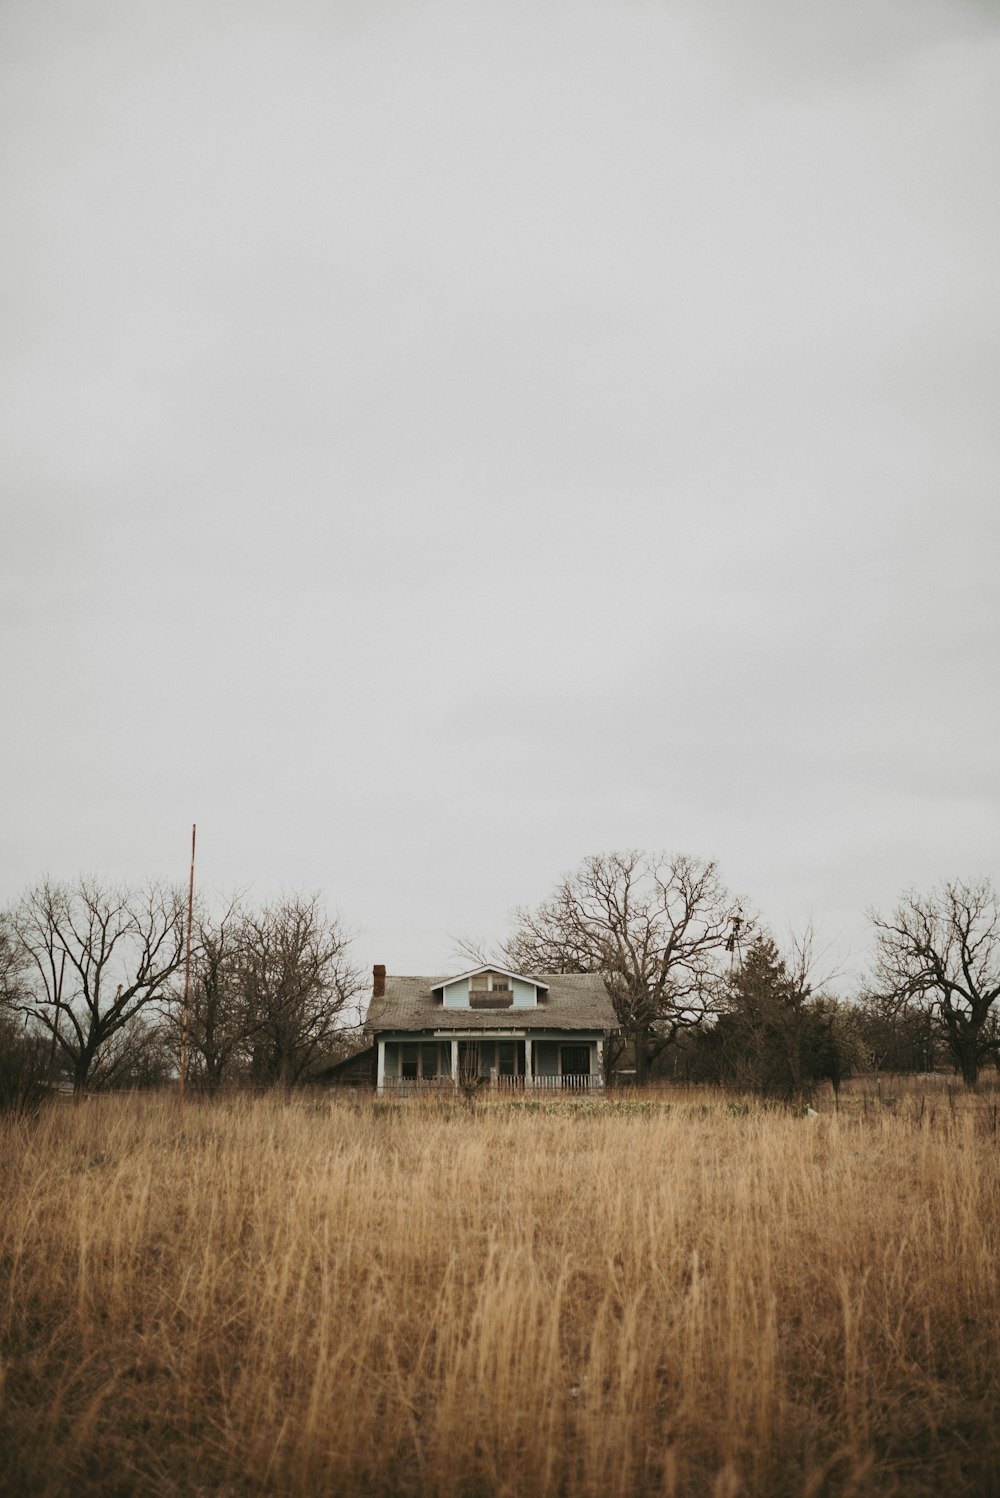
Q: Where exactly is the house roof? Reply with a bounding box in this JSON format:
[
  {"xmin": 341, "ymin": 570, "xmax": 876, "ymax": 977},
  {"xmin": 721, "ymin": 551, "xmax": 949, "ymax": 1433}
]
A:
[
  {"xmin": 313, "ymin": 1045, "xmax": 375, "ymax": 1081},
  {"xmin": 432, "ymin": 964, "xmax": 549, "ymax": 993},
  {"xmin": 365, "ymin": 973, "xmax": 616, "ymax": 1034}
]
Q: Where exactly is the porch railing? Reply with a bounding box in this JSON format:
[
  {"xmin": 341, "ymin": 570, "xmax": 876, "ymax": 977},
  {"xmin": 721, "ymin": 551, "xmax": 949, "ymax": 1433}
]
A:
[{"xmin": 381, "ymin": 1074, "xmax": 602, "ymax": 1093}]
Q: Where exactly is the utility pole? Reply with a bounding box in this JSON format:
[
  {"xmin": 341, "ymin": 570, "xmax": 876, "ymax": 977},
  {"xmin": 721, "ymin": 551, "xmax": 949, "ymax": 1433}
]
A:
[{"xmin": 179, "ymin": 823, "xmax": 196, "ymax": 1101}]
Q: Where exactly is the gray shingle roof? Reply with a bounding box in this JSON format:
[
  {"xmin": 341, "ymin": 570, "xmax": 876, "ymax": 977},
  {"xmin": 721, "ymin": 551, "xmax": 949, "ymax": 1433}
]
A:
[{"xmin": 364, "ymin": 973, "xmax": 616, "ymax": 1034}]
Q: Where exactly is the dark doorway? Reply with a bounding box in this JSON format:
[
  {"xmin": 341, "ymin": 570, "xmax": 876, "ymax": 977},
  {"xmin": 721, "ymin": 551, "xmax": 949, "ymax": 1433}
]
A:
[{"xmin": 560, "ymin": 1045, "xmax": 590, "ymax": 1086}]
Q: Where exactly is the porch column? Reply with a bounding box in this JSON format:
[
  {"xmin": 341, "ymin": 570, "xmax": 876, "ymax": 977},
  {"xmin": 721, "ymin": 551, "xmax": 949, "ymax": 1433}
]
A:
[
  {"xmin": 596, "ymin": 1038, "xmax": 604, "ymax": 1086},
  {"xmin": 376, "ymin": 1038, "xmax": 386, "ymax": 1093},
  {"xmin": 524, "ymin": 1035, "xmax": 533, "ymax": 1090},
  {"xmin": 451, "ymin": 1038, "xmax": 459, "ymax": 1087}
]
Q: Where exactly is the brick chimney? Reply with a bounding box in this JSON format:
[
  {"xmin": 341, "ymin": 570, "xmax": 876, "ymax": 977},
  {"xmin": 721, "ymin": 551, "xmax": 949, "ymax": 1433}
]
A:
[{"xmin": 372, "ymin": 964, "xmax": 386, "ymax": 998}]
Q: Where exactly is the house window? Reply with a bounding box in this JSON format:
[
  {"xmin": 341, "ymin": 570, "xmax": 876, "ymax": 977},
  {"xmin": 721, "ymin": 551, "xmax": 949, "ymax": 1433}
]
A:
[
  {"xmin": 401, "ymin": 1044, "xmax": 419, "ymax": 1080},
  {"xmin": 470, "ymin": 971, "xmax": 510, "ymax": 993},
  {"xmin": 498, "ymin": 1041, "xmax": 516, "ymax": 1077},
  {"xmin": 560, "ymin": 1045, "xmax": 590, "ymax": 1078},
  {"xmin": 421, "ymin": 1044, "xmax": 439, "ymax": 1079}
]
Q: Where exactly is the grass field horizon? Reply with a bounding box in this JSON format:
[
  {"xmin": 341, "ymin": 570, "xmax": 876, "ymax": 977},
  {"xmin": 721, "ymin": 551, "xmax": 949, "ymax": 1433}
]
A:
[{"xmin": 2, "ymin": 1088, "xmax": 999, "ymax": 1496}]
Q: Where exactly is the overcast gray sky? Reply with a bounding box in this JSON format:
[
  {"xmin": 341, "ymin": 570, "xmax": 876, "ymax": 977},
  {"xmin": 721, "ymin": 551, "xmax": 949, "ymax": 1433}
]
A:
[{"xmin": 2, "ymin": 0, "xmax": 998, "ymax": 983}]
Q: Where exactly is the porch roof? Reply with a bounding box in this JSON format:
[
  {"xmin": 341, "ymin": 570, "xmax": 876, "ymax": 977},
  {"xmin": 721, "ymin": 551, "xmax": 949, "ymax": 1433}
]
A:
[{"xmin": 365, "ymin": 973, "xmax": 616, "ymax": 1034}]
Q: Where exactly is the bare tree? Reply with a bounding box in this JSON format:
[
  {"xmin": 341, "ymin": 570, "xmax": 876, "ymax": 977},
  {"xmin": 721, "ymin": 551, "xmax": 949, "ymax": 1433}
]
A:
[
  {"xmin": 0, "ymin": 912, "xmax": 58, "ymax": 1108},
  {"xmin": 167, "ymin": 899, "xmax": 248, "ymax": 1091},
  {"xmin": 8, "ymin": 878, "xmax": 186, "ymax": 1094},
  {"xmin": 502, "ymin": 851, "xmax": 745, "ymax": 1082},
  {"xmin": 86, "ymin": 1009, "xmax": 176, "ymax": 1091},
  {"xmin": 854, "ymin": 988, "xmax": 941, "ymax": 1076},
  {"xmin": 869, "ymin": 878, "xmax": 1000, "ymax": 1087},
  {"xmin": 0, "ymin": 913, "xmax": 25, "ymax": 1002},
  {"xmin": 239, "ymin": 895, "xmax": 364, "ymax": 1087}
]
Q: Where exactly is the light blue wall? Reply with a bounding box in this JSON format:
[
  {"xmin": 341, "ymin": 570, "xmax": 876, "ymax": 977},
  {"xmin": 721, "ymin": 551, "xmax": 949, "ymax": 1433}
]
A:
[
  {"xmin": 511, "ymin": 978, "xmax": 537, "ymax": 1008},
  {"xmin": 444, "ymin": 973, "xmax": 536, "ymax": 1007}
]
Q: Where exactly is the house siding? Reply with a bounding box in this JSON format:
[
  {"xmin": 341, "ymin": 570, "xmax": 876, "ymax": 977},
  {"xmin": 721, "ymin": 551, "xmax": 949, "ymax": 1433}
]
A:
[
  {"xmin": 442, "ymin": 978, "xmax": 467, "ymax": 1008},
  {"xmin": 511, "ymin": 978, "xmax": 536, "ymax": 1008}
]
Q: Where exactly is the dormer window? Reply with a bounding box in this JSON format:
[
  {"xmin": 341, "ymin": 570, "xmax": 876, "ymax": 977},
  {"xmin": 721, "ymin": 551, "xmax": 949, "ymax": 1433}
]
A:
[
  {"xmin": 435, "ymin": 965, "xmax": 549, "ymax": 1010},
  {"xmin": 470, "ymin": 972, "xmax": 510, "ymax": 993}
]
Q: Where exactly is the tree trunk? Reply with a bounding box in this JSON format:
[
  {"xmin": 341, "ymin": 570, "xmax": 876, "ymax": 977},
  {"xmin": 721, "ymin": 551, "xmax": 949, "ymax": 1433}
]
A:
[
  {"xmin": 634, "ymin": 1034, "xmax": 649, "ymax": 1086},
  {"xmin": 788, "ymin": 1031, "xmax": 803, "ymax": 1106},
  {"xmin": 945, "ymin": 1013, "xmax": 981, "ymax": 1088},
  {"xmin": 958, "ymin": 1042, "xmax": 980, "ymax": 1089}
]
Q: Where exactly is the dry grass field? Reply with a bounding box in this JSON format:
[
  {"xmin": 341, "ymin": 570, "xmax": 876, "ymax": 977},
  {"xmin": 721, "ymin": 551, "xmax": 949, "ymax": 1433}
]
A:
[{"xmin": 2, "ymin": 1089, "xmax": 999, "ymax": 1497}]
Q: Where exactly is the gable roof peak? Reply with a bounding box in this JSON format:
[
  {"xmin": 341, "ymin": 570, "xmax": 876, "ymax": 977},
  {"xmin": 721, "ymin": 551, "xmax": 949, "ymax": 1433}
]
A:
[{"xmin": 433, "ymin": 964, "xmax": 549, "ymax": 992}]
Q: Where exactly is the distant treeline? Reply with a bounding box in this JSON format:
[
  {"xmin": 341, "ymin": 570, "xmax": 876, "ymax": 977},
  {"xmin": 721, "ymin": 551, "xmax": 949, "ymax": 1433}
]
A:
[{"xmin": 2, "ymin": 851, "xmax": 999, "ymax": 1108}]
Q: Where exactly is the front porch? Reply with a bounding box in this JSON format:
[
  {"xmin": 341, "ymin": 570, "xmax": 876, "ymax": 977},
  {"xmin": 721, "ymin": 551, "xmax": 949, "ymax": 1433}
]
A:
[{"xmin": 375, "ymin": 1034, "xmax": 605, "ymax": 1091}]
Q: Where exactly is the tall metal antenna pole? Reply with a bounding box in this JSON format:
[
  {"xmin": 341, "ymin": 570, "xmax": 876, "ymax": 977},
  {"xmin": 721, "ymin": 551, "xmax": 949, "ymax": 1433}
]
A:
[{"xmin": 179, "ymin": 823, "xmax": 197, "ymax": 1102}]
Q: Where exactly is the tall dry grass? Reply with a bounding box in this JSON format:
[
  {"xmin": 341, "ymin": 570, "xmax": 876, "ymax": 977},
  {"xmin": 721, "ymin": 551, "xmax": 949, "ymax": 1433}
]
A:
[{"xmin": 1, "ymin": 1091, "xmax": 999, "ymax": 1496}]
